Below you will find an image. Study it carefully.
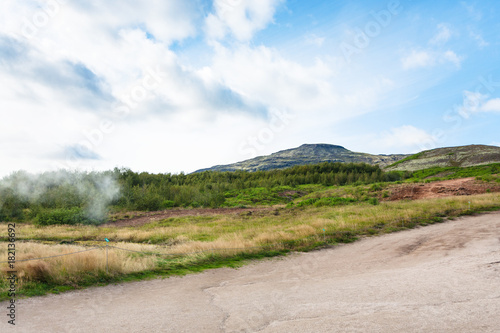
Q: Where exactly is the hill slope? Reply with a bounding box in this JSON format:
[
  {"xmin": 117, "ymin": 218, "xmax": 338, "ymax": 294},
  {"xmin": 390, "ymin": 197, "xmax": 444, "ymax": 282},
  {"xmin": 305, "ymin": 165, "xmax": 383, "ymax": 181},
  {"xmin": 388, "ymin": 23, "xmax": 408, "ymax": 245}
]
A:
[
  {"xmin": 195, "ymin": 144, "xmax": 408, "ymax": 172},
  {"xmin": 385, "ymin": 144, "xmax": 500, "ymax": 171}
]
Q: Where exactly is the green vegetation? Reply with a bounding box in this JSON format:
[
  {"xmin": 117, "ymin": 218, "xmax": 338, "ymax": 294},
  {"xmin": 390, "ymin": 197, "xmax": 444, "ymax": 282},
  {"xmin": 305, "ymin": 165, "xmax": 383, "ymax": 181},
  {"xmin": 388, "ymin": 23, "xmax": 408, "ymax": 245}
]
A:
[
  {"xmin": 1, "ymin": 159, "xmax": 500, "ymax": 300},
  {"xmin": 385, "ymin": 144, "xmax": 500, "ymax": 171},
  {"xmin": 35, "ymin": 207, "xmax": 105, "ymax": 226},
  {"xmin": 387, "ymin": 151, "xmax": 425, "ymax": 168},
  {"xmin": 407, "ymin": 163, "xmax": 500, "ymax": 181},
  {"xmin": 0, "ymin": 163, "xmax": 408, "ymax": 225},
  {"xmin": 3, "ymin": 161, "xmax": 499, "ymax": 226},
  {"xmin": 290, "ymin": 197, "xmax": 356, "ymax": 208},
  {"xmin": 2, "ymin": 193, "xmax": 500, "ymax": 300},
  {"xmin": 116, "ymin": 162, "xmax": 403, "ymax": 212}
]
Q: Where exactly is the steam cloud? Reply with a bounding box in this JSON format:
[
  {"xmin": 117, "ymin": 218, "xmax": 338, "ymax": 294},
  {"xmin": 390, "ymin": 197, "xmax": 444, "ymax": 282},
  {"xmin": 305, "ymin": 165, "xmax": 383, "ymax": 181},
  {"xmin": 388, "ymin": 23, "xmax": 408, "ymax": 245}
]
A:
[{"xmin": 0, "ymin": 170, "xmax": 120, "ymax": 223}]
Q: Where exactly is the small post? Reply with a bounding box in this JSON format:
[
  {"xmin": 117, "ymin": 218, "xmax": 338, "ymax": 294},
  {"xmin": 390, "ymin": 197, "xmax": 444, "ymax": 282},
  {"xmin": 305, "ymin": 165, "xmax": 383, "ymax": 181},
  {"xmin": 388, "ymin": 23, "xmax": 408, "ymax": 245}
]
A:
[
  {"xmin": 323, "ymin": 229, "xmax": 326, "ymax": 243},
  {"xmin": 105, "ymin": 238, "xmax": 109, "ymax": 274},
  {"xmin": 469, "ymin": 201, "xmax": 471, "ymax": 210}
]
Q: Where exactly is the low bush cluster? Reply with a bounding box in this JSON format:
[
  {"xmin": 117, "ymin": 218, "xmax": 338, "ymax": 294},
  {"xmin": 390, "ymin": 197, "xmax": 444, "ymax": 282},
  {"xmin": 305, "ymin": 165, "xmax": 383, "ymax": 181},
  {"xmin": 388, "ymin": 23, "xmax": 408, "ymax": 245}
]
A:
[{"xmin": 35, "ymin": 208, "xmax": 105, "ymax": 226}]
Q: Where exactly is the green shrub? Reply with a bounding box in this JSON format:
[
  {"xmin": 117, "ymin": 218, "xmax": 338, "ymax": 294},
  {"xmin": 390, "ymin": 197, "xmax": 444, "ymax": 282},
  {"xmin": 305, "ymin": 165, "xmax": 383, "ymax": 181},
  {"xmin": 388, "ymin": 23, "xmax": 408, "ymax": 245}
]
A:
[
  {"xmin": 0, "ymin": 190, "xmax": 29, "ymax": 221},
  {"xmin": 161, "ymin": 200, "xmax": 175, "ymax": 209},
  {"xmin": 134, "ymin": 194, "xmax": 162, "ymax": 211},
  {"xmin": 35, "ymin": 208, "xmax": 104, "ymax": 226}
]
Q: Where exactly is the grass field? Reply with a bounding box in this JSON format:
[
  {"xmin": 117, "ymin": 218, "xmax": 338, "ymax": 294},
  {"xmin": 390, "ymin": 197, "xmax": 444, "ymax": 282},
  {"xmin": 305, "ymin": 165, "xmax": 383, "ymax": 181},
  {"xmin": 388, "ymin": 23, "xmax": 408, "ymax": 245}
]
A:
[{"xmin": 1, "ymin": 192, "xmax": 500, "ymax": 301}]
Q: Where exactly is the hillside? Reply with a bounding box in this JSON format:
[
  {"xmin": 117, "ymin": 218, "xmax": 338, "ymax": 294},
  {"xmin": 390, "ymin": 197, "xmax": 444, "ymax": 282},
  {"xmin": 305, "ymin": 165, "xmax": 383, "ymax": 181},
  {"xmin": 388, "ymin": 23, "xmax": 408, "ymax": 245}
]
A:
[
  {"xmin": 385, "ymin": 144, "xmax": 500, "ymax": 171},
  {"xmin": 195, "ymin": 144, "xmax": 408, "ymax": 172}
]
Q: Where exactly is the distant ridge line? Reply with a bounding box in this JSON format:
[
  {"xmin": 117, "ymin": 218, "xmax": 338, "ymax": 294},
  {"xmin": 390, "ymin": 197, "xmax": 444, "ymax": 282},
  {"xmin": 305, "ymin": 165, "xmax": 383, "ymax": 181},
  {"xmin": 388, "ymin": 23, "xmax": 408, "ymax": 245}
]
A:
[{"xmin": 195, "ymin": 143, "xmax": 408, "ymax": 173}]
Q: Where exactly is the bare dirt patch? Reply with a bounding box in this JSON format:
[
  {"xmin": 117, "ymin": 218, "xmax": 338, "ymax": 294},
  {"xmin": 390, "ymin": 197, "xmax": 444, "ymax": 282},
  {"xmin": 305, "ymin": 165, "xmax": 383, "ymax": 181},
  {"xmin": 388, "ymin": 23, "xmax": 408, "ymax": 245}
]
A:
[
  {"xmin": 388, "ymin": 177, "xmax": 500, "ymax": 200},
  {"xmin": 104, "ymin": 206, "xmax": 276, "ymax": 228},
  {"xmin": 277, "ymin": 190, "xmax": 306, "ymax": 200}
]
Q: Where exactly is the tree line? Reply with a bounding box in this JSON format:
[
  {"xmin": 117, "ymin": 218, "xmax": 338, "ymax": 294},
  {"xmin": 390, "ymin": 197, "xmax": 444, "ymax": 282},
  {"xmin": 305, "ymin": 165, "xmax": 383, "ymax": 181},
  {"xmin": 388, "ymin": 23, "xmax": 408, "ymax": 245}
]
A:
[{"xmin": 115, "ymin": 162, "xmax": 407, "ymax": 211}]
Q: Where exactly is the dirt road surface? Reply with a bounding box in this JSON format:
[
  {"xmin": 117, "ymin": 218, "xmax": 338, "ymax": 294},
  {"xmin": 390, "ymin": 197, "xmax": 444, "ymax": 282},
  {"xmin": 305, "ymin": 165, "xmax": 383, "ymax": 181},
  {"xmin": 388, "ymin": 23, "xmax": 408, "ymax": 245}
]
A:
[{"xmin": 2, "ymin": 212, "xmax": 500, "ymax": 332}]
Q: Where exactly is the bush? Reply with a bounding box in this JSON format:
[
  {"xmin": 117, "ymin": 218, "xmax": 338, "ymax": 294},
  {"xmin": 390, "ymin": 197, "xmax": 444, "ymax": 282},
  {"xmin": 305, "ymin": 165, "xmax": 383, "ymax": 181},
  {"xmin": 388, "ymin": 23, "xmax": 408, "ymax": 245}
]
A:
[
  {"xmin": 161, "ymin": 200, "xmax": 175, "ymax": 209},
  {"xmin": 134, "ymin": 194, "xmax": 162, "ymax": 211},
  {"xmin": 35, "ymin": 208, "xmax": 104, "ymax": 226},
  {"xmin": 0, "ymin": 190, "xmax": 29, "ymax": 221}
]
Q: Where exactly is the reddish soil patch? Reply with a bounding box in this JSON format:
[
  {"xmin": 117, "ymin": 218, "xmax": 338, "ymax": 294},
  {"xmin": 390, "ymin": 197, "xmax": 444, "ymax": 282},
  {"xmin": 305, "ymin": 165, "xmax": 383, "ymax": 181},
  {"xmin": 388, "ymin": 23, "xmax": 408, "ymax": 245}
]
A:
[
  {"xmin": 388, "ymin": 177, "xmax": 500, "ymax": 200},
  {"xmin": 103, "ymin": 206, "xmax": 275, "ymax": 228}
]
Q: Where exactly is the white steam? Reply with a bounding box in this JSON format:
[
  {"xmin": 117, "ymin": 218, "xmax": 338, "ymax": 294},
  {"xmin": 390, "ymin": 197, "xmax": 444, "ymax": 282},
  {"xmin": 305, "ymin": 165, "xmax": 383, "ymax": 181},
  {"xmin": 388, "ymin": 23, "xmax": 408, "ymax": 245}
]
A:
[{"xmin": 0, "ymin": 170, "xmax": 120, "ymax": 222}]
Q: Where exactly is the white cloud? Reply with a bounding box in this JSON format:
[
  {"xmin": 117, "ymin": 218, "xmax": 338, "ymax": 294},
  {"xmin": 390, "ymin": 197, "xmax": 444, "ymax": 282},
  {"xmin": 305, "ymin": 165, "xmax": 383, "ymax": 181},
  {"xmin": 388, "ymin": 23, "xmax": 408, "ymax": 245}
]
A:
[
  {"xmin": 0, "ymin": 1, "xmax": 205, "ymax": 107},
  {"xmin": 457, "ymin": 91, "xmax": 485, "ymax": 118},
  {"xmin": 401, "ymin": 50, "xmax": 462, "ymax": 69},
  {"xmin": 378, "ymin": 126, "xmax": 437, "ymax": 152},
  {"xmin": 442, "ymin": 50, "xmax": 461, "ymax": 67},
  {"xmin": 402, "ymin": 23, "xmax": 462, "ymax": 70},
  {"xmin": 0, "ymin": 0, "xmax": 276, "ymax": 176},
  {"xmin": 0, "ymin": 1, "xmax": 495, "ymax": 177},
  {"xmin": 456, "ymin": 91, "xmax": 500, "ymax": 119},
  {"xmin": 210, "ymin": 44, "xmax": 335, "ymax": 111},
  {"xmin": 305, "ymin": 34, "xmax": 325, "ymax": 47},
  {"xmin": 480, "ymin": 98, "xmax": 500, "ymax": 112},
  {"xmin": 461, "ymin": 2, "xmax": 482, "ymax": 21},
  {"xmin": 205, "ymin": 0, "xmax": 283, "ymax": 41},
  {"xmin": 0, "ymin": 0, "xmax": 397, "ymax": 177},
  {"xmin": 401, "ymin": 50, "xmax": 433, "ymax": 69},
  {"xmin": 1, "ymin": 1, "xmax": 197, "ymax": 45},
  {"xmin": 469, "ymin": 31, "xmax": 489, "ymax": 48},
  {"xmin": 430, "ymin": 24, "xmax": 451, "ymax": 45}
]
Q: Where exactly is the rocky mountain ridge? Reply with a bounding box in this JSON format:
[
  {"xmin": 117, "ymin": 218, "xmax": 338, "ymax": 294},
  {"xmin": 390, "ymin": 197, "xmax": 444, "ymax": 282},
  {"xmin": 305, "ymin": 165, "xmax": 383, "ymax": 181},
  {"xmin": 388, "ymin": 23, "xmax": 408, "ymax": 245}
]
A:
[{"xmin": 195, "ymin": 144, "xmax": 408, "ymax": 172}]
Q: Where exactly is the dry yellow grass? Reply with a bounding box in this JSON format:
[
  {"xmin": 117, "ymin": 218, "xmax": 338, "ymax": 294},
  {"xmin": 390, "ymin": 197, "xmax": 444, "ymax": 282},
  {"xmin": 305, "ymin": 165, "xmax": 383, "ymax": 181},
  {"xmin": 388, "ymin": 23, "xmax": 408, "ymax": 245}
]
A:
[{"xmin": 0, "ymin": 242, "xmax": 157, "ymax": 287}]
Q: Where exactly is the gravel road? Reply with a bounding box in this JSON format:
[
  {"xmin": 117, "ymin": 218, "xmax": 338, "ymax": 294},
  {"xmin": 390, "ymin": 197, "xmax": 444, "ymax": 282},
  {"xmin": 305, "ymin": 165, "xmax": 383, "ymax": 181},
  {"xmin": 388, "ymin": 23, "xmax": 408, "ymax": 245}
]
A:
[{"xmin": 2, "ymin": 212, "xmax": 500, "ymax": 332}]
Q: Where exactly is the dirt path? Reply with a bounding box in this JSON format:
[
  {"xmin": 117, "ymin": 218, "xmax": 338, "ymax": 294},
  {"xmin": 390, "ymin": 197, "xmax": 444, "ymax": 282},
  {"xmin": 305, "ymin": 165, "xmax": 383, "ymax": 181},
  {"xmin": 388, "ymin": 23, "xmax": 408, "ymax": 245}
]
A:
[{"xmin": 3, "ymin": 212, "xmax": 500, "ymax": 332}]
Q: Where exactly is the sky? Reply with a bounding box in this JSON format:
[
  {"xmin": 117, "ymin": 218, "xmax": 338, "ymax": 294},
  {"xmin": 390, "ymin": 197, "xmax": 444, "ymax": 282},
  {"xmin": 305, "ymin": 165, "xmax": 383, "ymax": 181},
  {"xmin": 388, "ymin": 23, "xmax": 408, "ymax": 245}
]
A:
[{"xmin": 0, "ymin": 0, "xmax": 499, "ymax": 176}]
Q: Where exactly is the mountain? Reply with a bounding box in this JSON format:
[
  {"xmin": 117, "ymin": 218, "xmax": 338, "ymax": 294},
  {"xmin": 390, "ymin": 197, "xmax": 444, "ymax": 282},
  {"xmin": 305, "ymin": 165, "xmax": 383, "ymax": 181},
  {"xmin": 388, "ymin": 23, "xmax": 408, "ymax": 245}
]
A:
[
  {"xmin": 195, "ymin": 144, "xmax": 409, "ymax": 172},
  {"xmin": 385, "ymin": 144, "xmax": 500, "ymax": 171}
]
